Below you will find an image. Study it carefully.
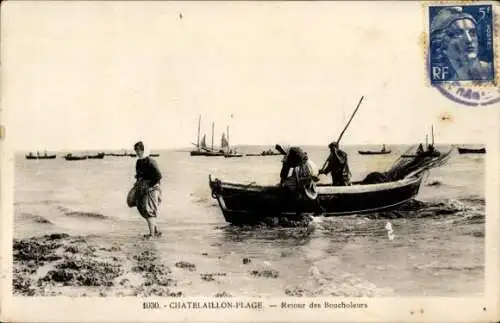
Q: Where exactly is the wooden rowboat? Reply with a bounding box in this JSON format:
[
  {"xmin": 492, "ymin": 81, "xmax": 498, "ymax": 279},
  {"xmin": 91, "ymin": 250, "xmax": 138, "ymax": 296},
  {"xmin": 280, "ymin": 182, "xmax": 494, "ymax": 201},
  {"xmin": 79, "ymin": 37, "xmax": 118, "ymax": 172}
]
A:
[
  {"xmin": 457, "ymin": 147, "xmax": 486, "ymax": 154},
  {"xmin": 64, "ymin": 154, "xmax": 87, "ymax": 161},
  {"xmin": 358, "ymin": 145, "xmax": 391, "ymax": 155},
  {"xmin": 25, "ymin": 154, "xmax": 56, "ymax": 160},
  {"xmin": 209, "ymin": 173, "xmax": 425, "ymax": 225},
  {"xmin": 87, "ymin": 153, "xmax": 105, "ymax": 159},
  {"xmin": 358, "ymin": 150, "xmax": 391, "ymax": 155},
  {"xmin": 209, "ymin": 146, "xmax": 452, "ymax": 225}
]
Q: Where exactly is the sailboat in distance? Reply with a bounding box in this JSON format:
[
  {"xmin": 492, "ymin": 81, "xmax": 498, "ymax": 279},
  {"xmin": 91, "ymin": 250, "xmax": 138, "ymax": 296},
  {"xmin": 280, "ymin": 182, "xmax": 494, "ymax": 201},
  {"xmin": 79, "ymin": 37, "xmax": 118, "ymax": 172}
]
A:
[
  {"xmin": 223, "ymin": 125, "xmax": 243, "ymax": 158},
  {"xmin": 190, "ymin": 116, "xmax": 224, "ymax": 156}
]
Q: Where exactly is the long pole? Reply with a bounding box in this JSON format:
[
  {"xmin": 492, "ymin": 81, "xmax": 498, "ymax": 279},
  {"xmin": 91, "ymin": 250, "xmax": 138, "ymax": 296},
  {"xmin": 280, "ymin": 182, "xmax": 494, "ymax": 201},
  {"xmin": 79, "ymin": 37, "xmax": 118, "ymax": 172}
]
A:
[
  {"xmin": 321, "ymin": 96, "xmax": 364, "ymax": 171},
  {"xmin": 211, "ymin": 122, "xmax": 215, "ymax": 151},
  {"xmin": 197, "ymin": 115, "xmax": 201, "ymax": 150},
  {"xmin": 431, "ymin": 125, "xmax": 435, "ymax": 146},
  {"xmin": 227, "ymin": 126, "xmax": 230, "ymax": 150},
  {"xmin": 336, "ymin": 96, "xmax": 364, "ymax": 144}
]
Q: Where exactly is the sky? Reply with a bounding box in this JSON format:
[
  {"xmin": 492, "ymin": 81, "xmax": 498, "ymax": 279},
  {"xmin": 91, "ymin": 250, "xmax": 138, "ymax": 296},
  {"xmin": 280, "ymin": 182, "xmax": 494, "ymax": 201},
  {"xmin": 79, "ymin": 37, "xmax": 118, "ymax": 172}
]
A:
[{"xmin": 2, "ymin": 1, "xmax": 499, "ymax": 150}]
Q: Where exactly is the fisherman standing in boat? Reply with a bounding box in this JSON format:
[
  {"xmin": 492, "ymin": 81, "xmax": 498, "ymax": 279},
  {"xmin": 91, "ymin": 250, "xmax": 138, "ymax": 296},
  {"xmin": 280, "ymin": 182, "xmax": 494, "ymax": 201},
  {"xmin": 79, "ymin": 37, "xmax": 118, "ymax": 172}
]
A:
[
  {"xmin": 319, "ymin": 142, "xmax": 351, "ymax": 186},
  {"xmin": 129, "ymin": 141, "xmax": 163, "ymax": 239}
]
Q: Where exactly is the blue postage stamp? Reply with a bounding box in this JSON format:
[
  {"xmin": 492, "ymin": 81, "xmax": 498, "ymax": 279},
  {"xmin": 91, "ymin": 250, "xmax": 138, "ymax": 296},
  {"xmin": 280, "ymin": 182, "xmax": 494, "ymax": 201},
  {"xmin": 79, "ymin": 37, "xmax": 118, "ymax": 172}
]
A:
[{"xmin": 429, "ymin": 4, "xmax": 494, "ymax": 84}]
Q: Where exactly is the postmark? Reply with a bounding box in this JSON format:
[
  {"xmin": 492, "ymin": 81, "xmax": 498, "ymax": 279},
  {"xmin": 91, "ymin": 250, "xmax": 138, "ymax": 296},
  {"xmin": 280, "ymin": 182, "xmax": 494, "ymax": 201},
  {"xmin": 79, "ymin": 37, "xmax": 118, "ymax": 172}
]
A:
[{"xmin": 427, "ymin": 3, "xmax": 500, "ymax": 106}]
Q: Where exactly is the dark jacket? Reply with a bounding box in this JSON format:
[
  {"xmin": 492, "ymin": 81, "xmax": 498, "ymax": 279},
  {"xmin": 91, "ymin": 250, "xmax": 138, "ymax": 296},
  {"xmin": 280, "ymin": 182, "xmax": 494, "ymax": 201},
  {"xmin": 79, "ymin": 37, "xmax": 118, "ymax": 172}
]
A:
[
  {"xmin": 322, "ymin": 149, "xmax": 351, "ymax": 185},
  {"xmin": 135, "ymin": 157, "xmax": 162, "ymax": 186}
]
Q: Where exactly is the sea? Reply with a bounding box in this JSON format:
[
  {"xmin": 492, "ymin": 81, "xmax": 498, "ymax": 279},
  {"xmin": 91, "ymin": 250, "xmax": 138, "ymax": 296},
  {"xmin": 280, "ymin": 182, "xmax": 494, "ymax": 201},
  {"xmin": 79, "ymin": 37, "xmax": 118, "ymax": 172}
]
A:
[{"xmin": 14, "ymin": 144, "xmax": 485, "ymax": 297}]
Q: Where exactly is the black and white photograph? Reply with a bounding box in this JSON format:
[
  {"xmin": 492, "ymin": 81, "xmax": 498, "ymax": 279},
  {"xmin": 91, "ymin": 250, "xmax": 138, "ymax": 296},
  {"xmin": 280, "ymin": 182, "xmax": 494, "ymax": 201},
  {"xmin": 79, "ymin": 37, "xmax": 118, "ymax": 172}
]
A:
[{"xmin": 1, "ymin": 1, "xmax": 499, "ymax": 322}]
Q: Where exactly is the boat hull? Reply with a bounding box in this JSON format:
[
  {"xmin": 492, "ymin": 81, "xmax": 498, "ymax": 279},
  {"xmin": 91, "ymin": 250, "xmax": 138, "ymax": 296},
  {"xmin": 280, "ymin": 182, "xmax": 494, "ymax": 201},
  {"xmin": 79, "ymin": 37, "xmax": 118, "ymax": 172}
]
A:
[
  {"xmin": 190, "ymin": 150, "xmax": 224, "ymax": 156},
  {"xmin": 358, "ymin": 150, "xmax": 391, "ymax": 155},
  {"xmin": 457, "ymin": 147, "xmax": 486, "ymax": 154},
  {"xmin": 25, "ymin": 155, "xmax": 56, "ymax": 160},
  {"xmin": 209, "ymin": 174, "xmax": 424, "ymax": 225},
  {"xmin": 87, "ymin": 153, "xmax": 105, "ymax": 159}
]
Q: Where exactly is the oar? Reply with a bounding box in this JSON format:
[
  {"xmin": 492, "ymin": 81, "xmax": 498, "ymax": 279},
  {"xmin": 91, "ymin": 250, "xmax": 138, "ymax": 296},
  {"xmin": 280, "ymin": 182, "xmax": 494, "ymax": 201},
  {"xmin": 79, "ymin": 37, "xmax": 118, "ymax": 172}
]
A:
[{"xmin": 320, "ymin": 96, "xmax": 365, "ymax": 171}]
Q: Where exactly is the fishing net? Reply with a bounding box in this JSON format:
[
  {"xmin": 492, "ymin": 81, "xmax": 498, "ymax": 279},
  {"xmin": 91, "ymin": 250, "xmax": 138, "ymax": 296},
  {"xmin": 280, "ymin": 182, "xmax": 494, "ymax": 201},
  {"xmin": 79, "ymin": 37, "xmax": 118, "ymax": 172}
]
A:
[
  {"xmin": 360, "ymin": 145, "xmax": 453, "ymax": 184},
  {"xmin": 385, "ymin": 145, "xmax": 453, "ymax": 180}
]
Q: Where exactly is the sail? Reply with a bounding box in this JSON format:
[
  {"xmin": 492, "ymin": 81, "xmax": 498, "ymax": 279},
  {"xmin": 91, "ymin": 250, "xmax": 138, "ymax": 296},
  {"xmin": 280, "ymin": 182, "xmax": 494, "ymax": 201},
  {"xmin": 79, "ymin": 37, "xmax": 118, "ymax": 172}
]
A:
[
  {"xmin": 221, "ymin": 132, "xmax": 229, "ymax": 149},
  {"xmin": 200, "ymin": 135, "xmax": 207, "ymax": 149}
]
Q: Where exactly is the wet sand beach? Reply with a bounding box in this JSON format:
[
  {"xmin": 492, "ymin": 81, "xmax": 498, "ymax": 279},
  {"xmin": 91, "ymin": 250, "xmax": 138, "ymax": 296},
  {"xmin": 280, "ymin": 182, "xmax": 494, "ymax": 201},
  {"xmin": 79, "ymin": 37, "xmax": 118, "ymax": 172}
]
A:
[{"xmin": 13, "ymin": 146, "xmax": 485, "ymax": 297}]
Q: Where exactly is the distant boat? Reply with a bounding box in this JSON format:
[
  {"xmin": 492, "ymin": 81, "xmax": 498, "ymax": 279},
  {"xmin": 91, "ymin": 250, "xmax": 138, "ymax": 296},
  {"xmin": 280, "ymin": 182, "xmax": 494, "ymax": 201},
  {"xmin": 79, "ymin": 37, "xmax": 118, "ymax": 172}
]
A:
[
  {"xmin": 222, "ymin": 126, "xmax": 243, "ymax": 158},
  {"xmin": 25, "ymin": 152, "xmax": 56, "ymax": 160},
  {"xmin": 261, "ymin": 149, "xmax": 281, "ymax": 156},
  {"xmin": 190, "ymin": 116, "xmax": 225, "ymax": 157},
  {"xmin": 458, "ymin": 147, "xmax": 486, "ymax": 154},
  {"xmin": 358, "ymin": 145, "xmax": 391, "ymax": 155},
  {"xmin": 402, "ymin": 126, "xmax": 442, "ymax": 158},
  {"xmin": 86, "ymin": 152, "xmax": 105, "ymax": 159},
  {"xmin": 105, "ymin": 150, "xmax": 128, "ymax": 157},
  {"xmin": 128, "ymin": 153, "xmax": 160, "ymax": 157},
  {"xmin": 224, "ymin": 152, "xmax": 243, "ymax": 158},
  {"xmin": 245, "ymin": 148, "xmax": 282, "ymax": 157},
  {"xmin": 64, "ymin": 154, "xmax": 87, "ymax": 161}
]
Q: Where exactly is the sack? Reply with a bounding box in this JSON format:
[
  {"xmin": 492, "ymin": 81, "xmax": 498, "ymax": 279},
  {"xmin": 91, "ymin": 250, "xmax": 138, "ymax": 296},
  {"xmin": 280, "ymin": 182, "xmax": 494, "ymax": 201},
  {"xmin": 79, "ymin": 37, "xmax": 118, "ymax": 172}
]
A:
[{"xmin": 126, "ymin": 184, "xmax": 138, "ymax": 207}]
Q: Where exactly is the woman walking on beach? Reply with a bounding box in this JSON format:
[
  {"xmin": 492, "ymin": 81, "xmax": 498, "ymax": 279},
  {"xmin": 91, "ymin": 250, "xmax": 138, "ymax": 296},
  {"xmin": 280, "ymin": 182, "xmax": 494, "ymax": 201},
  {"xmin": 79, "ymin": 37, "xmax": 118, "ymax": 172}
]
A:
[{"xmin": 129, "ymin": 141, "xmax": 163, "ymax": 238}]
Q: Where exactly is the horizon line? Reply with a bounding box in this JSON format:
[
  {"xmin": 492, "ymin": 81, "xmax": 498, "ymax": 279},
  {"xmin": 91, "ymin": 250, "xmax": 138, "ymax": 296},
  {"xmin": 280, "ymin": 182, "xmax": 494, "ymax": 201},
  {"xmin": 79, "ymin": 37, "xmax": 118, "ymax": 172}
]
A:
[{"xmin": 13, "ymin": 142, "xmax": 485, "ymax": 152}]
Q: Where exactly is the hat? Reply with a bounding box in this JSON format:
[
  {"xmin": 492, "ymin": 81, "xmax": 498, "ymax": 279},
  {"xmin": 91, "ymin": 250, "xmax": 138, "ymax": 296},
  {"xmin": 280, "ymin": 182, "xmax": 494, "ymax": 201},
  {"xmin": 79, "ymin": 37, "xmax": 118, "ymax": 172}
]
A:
[
  {"xmin": 430, "ymin": 7, "xmax": 477, "ymax": 35},
  {"xmin": 328, "ymin": 142, "xmax": 339, "ymax": 149},
  {"xmin": 275, "ymin": 144, "xmax": 290, "ymax": 155}
]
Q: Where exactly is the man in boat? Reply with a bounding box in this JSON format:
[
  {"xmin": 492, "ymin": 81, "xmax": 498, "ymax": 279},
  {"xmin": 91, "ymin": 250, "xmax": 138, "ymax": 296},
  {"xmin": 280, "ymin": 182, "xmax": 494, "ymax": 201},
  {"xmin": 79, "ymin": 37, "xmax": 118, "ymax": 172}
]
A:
[
  {"xmin": 417, "ymin": 143, "xmax": 425, "ymax": 156},
  {"xmin": 319, "ymin": 142, "xmax": 351, "ymax": 186},
  {"xmin": 130, "ymin": 141, "xmax": 163, "ymax": 239},
  {"xmin": 277, "ymin": 145, "xmax": 322, "ymax": 215}
]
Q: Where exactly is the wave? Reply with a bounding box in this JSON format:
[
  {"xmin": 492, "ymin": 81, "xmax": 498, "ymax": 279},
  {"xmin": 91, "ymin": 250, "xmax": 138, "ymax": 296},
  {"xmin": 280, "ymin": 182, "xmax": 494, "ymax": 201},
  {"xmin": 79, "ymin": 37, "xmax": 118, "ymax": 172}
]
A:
[
  {"xmin": 56, "ymin": 206, "xmax": 107, "ymax": 219},
  {"xmin": 414, "ymin": 263, "xmax": 484, "ymax": 272},
  {"xmin": 378, "ymin": 199, "xmax": 484, "ymax": 219},
  {"xmin": 285, "ymin": 267, "xmax": 394, "ymax": 297},
  {"xmin": 20, "ymin": 213, "xmax": 53, "ymax": 225},
  {"xmin": 219, "ymin": 225, "xmax": 315, "ymax": 246}
]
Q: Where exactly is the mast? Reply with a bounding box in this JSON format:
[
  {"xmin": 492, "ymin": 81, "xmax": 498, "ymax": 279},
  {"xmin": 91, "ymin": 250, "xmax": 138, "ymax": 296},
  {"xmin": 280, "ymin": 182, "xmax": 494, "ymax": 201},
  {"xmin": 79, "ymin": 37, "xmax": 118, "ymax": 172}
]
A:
[
  {"xmin": 431, "ymin": 125, "xmax": 435, "ymax": 146},
  {"xmin": 227, "ymin": 126, "xmax": 230, "ymax": 151},
  {"xmin": 425, "ymin": 134, "xmax": 428, "ymax": 146},
  {"xmin": 197, "ymin": 115, "xmax": 201, "ymax": 150},
  {"xmin": 211, "ymin": 122, "xmax": 215, "ymax": 151}
]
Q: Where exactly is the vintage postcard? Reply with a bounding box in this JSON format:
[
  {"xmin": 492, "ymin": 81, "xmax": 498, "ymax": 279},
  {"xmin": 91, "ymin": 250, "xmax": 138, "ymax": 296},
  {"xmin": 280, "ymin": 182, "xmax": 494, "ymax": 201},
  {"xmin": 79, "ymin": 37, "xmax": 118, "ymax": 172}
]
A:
[{"xmin": 1, "ymin": 1, "xmax": 499, "ymax": 322}]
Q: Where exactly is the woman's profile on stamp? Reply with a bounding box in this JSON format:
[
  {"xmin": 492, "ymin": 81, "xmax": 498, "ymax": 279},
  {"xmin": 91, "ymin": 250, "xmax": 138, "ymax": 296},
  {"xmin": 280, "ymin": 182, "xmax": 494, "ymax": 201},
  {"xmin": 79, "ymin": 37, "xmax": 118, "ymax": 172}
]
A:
[{"xmin": 430, "ymin": 6, "xmax": 493, "ymax": 83}]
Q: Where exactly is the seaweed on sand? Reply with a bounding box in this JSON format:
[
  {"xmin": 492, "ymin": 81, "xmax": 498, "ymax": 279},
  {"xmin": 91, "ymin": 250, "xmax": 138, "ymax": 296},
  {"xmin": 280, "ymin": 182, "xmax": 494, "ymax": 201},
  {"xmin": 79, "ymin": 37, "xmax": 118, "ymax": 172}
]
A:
[
  {"xmin": 175, "ymin": 261, "xmax": 196, "ymax": 271},
  {"xmin": 40, "ymin": 256, "xmax": 124, "ymax": 287},
  {"xmin": 13, "ymin": 236, "xmax": 65, "ymax": 264},
  {"xmin": 250, "ymin": 269, "xmax": 279, "ymax": 279}
]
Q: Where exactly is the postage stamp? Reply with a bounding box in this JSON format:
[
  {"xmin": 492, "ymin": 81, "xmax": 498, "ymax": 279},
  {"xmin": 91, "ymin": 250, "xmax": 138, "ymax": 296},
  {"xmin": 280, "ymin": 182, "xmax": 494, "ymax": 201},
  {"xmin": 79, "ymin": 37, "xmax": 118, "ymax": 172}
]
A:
[
  {"xmin": 1, "ymin": 1, "xmax": 500, "ymax": 323},
  {"xmin": 429, "ymin": 5, "xmax": 494, "ymax": 84},
  {"xmin": 426, "ymin": 3, "xmax": 500, "ymax": 106}
]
